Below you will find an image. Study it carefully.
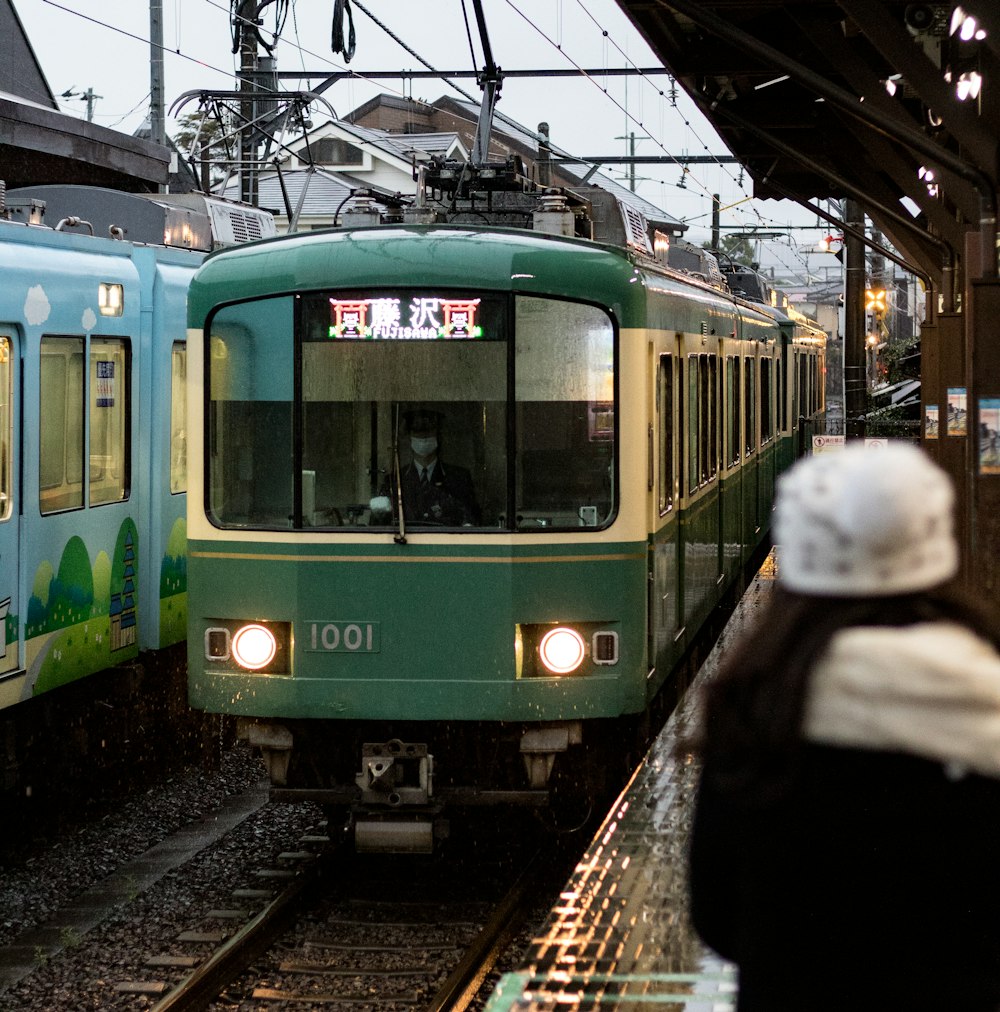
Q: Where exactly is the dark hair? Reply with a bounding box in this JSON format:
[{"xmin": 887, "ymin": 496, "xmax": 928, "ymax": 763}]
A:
[{"xmin": 686, "ymin": 581, "xmax": 1000, "ymax": 808}]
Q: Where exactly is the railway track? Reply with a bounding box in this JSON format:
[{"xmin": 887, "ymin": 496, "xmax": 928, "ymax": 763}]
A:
[
  {"xmin": 0, "ymin": 766, "xmax": 581, "ymax": 1012},
  {"xmin": 188, "ymin": 817, "xmax": 570, "ymax": 1011}
]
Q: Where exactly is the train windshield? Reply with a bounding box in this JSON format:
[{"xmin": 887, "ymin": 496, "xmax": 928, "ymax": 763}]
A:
[{"xmin": 206, "ymin": 291, "xmax": 615, "ymax": 532}]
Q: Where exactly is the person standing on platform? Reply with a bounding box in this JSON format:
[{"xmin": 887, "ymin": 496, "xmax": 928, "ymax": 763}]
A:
[{"xmin": 686, "ymin": 442, "xmax": 1000, "ymax": 1011}]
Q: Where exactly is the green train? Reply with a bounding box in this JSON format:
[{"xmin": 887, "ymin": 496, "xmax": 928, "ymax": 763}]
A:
[{"xmin": 186, "ymin": 169, "xmax": 826, "ymax": 851}]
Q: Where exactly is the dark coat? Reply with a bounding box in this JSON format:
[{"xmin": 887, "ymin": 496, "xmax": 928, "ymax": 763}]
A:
[
  {"xmin": 398, "ymin": 459, "xmax": 479, "ymax": 526},
  {"xmin": 689, "ymin": 743, "xmax": 1000, "ymax": 1011}
]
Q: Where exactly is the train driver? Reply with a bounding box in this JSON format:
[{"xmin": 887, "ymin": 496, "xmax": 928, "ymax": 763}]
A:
[{"xmin": 394, "ymin": 408, "xmax": 480, "ymax": 526}]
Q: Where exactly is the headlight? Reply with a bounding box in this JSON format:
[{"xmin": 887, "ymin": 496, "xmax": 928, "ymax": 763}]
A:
[
  {"xmin": 538, "ymin": 627, "xmax": 586, "ymax": 674},
  {"xmin": 231, "ymin": 623, "xmax": 278, "ymax": 670}
]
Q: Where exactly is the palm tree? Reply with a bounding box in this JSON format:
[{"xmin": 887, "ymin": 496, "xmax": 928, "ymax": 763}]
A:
[{"xmin": 172, "ymin": 112, "xmax": 231, "ymax": 191}]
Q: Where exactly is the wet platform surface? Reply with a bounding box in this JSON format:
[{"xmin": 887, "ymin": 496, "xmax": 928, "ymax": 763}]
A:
[{"xmin": 486, "ymin": 553, "xmax": 778, "ymax": 1011}]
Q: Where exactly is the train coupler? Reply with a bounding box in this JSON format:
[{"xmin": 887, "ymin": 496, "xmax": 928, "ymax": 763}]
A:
[{"xmin": 355, "ymin": 739, "xmax": 433, "ymax": 806}]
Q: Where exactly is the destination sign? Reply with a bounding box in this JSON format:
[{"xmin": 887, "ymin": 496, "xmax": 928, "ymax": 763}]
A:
[{"xmin": 329, "ymin": 295, "xmax": 483, "ymax": 340}]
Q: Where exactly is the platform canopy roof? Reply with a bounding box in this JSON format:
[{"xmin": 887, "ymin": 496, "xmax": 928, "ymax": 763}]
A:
[
  {"xmin": 615, "ymin": 0, "xmax": 1000, "ymax": 287},
  {"xmin": 0, "ymin": 0, "xmax": 170, "ymax": 192}
]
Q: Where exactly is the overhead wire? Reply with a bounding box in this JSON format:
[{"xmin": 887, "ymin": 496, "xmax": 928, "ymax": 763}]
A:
[
  {"xmin": 36, "ymin": 0, "xmax": 822, "ymax": 279},
  {"xmin": 490, "ymin": 0, "xmax": 822, "ymax": 277}
]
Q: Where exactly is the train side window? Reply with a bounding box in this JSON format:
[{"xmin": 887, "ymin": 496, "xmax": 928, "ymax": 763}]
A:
[
  {"xmin": 726, "ymin": 355, "xmax": 740, "ymax": 467},
  {"xmin": 39, "ymin": 336, "xmax": 84, "ymax": 514},
  {"xmin": 687, "ymin": 354, "xmax": 699, "ymax": 492},
  {"xmin": 696, "ymin": 353, "xmax": 716, "ymax": 485},
  {"xmin": 744, "ymin": 356, "xmax": 756, "ymax": 455},
  {"xmin": 777, "ymin": 355, "xmax": 785, "ymax": 432},
  {"xmin": 658, "ymin": 354, "xmax": 673, "ymax": 514},
  {"xmin": 708, "ymin": 355, "xmax": 718, "ymax": 479},
  {"xmin": 207, "ymin": 297, "xmax": 294, "ymax": 529},
  {"xmin": 0, "ymin": 336, "xmax": 10, "ymax": 521},
  {"xmin": 515, "ymin": 297, "xmax": 615, "ymax": 529},
  {"xmin": 90, "ymin": 338, "xmax": 130, "ymax": 506},
  {"xmin": 170, "ymin": 343, "xmax": 186, "ymax": 494},
  {"xmin": 818, "ymin": 350, "xmax": 826, "ymax": 412},
  {"xmin": 801, "ymin": 352, "xmax": 810, "ymax": 420},
  {"xmin": 760, "ymin": 357, "xmax": 773, "ymax": 444},
  {"xmin": 794, "ymin": 350, "xmax": 803, "ymax": 421}
]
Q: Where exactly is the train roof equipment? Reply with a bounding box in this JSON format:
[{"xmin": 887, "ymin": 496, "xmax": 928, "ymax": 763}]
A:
[{"xmin": 2, "ymin": 184, "xmax": 275, "ymax": 251}]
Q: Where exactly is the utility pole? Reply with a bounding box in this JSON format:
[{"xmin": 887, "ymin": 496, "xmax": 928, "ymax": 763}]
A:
[
  {"xmin": 150, "ymin": 0, "xmax": 166, "ymax": 192},
  {"xmin": 712, "ymin": 193, "xmax": 720, "ymax": 251},
  {"xmin": 614, "ymin": 132, "xmax": 651, "ymax": 192},
  {"xmin": 238, "ymin": 5, "xmax": 260, "ymax": 206},
  {"xmin": 83, "ymin": 88, "xmax": 100, "ymax": 122},
  {"xmin": 149, "ymin": 0, "xmax": 165, "ymax": 145},
  {"xmin": 233, "ymin": 1, "xmax": 282, "ymax": 205},
  {"xmin": 61, "ymin": 87, "xmax": 102, "ymax": 121},
  {"xmin": 844, "ymin": 198, "xmax": 867, "ymax": 440}
]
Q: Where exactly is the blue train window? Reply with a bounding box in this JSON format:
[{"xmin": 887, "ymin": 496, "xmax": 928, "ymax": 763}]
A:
[
  {"xmin": 0, "ymin": 336, "xmax": 10, "ymax": 522},
  {"xmin": 39, "ymin": 336, "xmax": 131, "ymax": 514},
  {"xmin": 39, "ymin": 336, "xmax": 84, "ymax": 514},
  {"xmin": 90, "ymin": 339, "xmax": 130, "ymax": 506},
  {"xmin": 170, "ymin": 343, "xmax": 186, "ymax": 494}
]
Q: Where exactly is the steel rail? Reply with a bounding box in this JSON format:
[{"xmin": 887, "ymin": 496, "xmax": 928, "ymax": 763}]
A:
[{"xmin": 150, "ymin": 844, "xmax": 342, "ymax": 1012}]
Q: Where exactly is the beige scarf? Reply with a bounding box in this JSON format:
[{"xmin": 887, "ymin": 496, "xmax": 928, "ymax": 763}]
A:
[{"xmin": 804, "ymin": 622, "xmax": 1000, "ymax": 779}]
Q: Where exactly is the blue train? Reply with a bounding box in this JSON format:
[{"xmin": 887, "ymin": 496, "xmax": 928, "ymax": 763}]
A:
[{"xmin": 0, "ymin": 183, "xmax": 271, "ymax": 794}]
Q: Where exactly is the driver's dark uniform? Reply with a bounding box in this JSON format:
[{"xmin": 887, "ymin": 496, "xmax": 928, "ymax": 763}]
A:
[{"xmin": 399, "ymin": 460, "xmax": 479, "ymax": 525}]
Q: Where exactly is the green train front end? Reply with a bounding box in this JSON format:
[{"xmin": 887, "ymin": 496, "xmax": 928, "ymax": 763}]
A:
[
  {"xmin": 186, "ymin": 216, "xmax": 823, "ymax": 851},
  {"xmin": 187, "ymin": 227, "xmax": 652, "ymax": 845}
]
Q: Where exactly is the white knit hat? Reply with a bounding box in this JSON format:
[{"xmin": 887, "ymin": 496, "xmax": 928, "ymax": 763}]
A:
[{"xmin": 774, "ymin": 442, "xmax": 958, "ymax": 596}]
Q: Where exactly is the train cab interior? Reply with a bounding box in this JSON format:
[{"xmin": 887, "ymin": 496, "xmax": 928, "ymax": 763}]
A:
[{"xmin": 206, "ymin": 290, "xmax": 616, "ymax": 534}]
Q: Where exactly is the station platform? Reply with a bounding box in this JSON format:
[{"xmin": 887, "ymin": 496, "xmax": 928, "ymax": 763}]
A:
[{"xmin": 485, "ymin": 552, "xmax": 779, "ymax": 1011}]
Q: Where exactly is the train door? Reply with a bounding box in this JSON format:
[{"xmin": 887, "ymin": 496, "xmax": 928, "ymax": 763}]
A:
[
  {"xmin": 744, "ymin": 350, "xmax": 759, "ymax": 538},
  {"xmin": 649, "ymin": 349, "xmax": 679, "ymax": 678},
  {"xmin": 0, "ymin": 330, "xmax": 19, "ymax": 677}
]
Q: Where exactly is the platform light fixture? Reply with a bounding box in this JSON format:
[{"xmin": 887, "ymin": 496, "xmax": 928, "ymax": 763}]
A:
[
  {"xmin": 949, "ymin": 6, "xmax": 986, "ymax": 41},
  {"xmin": 955, "ymin": 70, "xmax": 983, "ymax": 101},
  {"xmin": 918, "ymin": 165, "xmax": 941, "ymax": 197},
  {"xmin": 944, "ymin": 7, "xmax": 985, "ymax": 102}
]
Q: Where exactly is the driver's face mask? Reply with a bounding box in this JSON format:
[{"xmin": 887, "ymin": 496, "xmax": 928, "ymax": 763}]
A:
[{"xmin": 410, "ymin": 436, "xmax": 438, "ymax": 457}]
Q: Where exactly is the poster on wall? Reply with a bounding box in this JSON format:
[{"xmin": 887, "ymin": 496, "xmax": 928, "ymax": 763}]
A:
[
  {"xmin": 979, "ymin": 398, "xmax": 1000, "ymax": 475},
  {"xmin": 812, "ymin": 434, "xmax": 845, "ymax": 454},
  {"xmin": 947, "ymin": 387, "xmax": 967, "ymax": 436},
  {"xmin": 924, "ymin": 404, "xmax": 939, "ymax": 439}
]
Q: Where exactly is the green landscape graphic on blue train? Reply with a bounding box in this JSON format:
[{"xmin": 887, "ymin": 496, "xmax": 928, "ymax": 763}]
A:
[
  {"xmin": 1, "ymin": 595, "xmax": 12, "ymax": 669},
  {"xmin": 160, "ymin": 516, "xmax": 188, "ymax": 646},
  {"xmin": 23, "ymin": 517, "xmax": 189, "ymax": 693},
  {"xmin": 27, "ymin": 520, "xmax": 140, "ymax": 694}
]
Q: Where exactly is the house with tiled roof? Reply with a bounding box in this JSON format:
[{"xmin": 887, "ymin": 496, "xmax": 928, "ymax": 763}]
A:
[
  {"xmin": 219, "ymin": 115, "xmax": 468, "ymax": 232},
  {"xmin": 220, "ymin": 92, "xmax": 685, "ymax": 237}
]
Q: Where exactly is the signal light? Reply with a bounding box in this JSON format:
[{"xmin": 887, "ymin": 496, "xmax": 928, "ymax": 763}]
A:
[{"xmin": 865, "ymin": 288, "xmax": 888, "ymax": 314}]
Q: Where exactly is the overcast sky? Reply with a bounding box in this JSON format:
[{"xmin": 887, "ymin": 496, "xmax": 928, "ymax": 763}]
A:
[{"xmin": 13, "ymin": 0, "xmax": 836, "ymax": 277}]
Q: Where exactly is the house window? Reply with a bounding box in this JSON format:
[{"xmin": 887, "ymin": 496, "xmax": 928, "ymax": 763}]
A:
[{"xmin": 312, "ymin": 138, "xmax": 364, "ymax": 166}]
